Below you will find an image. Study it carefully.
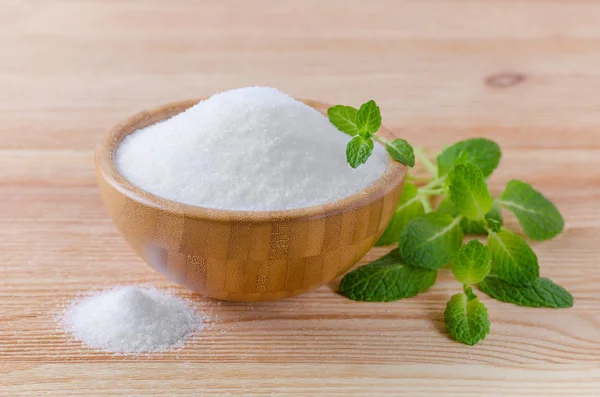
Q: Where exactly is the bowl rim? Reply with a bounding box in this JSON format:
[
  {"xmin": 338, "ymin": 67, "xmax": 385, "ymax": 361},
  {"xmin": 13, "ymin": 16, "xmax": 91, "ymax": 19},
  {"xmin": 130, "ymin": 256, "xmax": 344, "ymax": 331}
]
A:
[{"xmin": 95, "ymin": 97, "xmax": 407, "ymax": 223}]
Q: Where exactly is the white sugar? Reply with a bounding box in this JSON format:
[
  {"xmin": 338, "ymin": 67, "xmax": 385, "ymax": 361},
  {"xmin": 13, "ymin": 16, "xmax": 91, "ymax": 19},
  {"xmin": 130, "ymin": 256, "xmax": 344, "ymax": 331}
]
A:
[
  {"xmin": 115, "ymin": 87, "xmax": 388, "ymax": 211},
  {"xmin": 62, "ymin": 286, "xmax": 203, "ymax": 353}
]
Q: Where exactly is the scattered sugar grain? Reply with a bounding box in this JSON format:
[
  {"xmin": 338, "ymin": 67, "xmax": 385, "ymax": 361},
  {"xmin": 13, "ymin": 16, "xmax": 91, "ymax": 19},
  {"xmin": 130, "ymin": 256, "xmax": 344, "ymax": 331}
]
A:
[
  {"xmin": 116, "ymin": 87, "xmax": 388, "ymax": 211},
  {"xmin": 62, "ymin": 286, "xmax": 203, "ymax": 354}
]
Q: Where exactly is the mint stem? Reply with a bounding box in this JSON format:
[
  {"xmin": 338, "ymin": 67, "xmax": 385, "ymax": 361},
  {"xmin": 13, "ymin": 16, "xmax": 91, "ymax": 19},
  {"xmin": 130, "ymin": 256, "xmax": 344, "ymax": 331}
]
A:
[
  {"xmin": 374, "ymin": 135, "xmax": 388, "ymax": 144},
  {"xmin": 422, "ymin": 176, "xmax": 446, "ymax": 190},
  {"xmin": 419, "ymin": 188, "xmax": 444, "ymax": 195},
  {"xmin": 410, "ymin": 176, "xmax": 433, "ymax": 183},
  {"xmin": 419, "ymin": 195, "xmax": 433, "ymax": 213},
  {"xmin": 414, "ymin": 147, "xmax": 437, "ymax": 176}
]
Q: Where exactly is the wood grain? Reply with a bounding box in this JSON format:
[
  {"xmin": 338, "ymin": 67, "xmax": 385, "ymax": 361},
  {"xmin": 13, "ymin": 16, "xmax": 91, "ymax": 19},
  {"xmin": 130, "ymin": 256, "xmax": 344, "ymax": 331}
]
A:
[
  {"xmin": 1, "ymin": 0, "xmax": 600, "ymax": 395},
  {"xmin": 2, "ymin": 364, "xmax": 600, "ymax": 397}
]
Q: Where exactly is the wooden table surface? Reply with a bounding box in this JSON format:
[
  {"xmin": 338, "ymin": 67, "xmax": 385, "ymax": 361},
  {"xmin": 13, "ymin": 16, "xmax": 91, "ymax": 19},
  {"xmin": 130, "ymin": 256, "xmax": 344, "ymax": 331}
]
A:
[{"xmin": 2, "ymin": 1, "xmax": 600, "ymax": 396}]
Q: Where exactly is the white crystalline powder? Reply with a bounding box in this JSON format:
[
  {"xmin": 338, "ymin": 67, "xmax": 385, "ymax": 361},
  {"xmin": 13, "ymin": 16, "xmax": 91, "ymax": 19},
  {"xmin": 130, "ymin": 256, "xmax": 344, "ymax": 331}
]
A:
[
  {"xmin": 115, "ymin": 87, "xmax": 388, "ymax": 211},
  {"xmin": 62, "ymin": 286, "xmax": 203, "ymax": 353}
]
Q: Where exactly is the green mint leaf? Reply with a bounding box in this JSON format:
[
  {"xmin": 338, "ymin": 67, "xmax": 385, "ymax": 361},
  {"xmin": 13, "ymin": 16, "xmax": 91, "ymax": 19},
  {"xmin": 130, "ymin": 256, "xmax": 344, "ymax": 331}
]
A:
[
  {"xmin": 463, "ymin": 284, "xmax": 477, "ymax": 300},
  {"xmin": 346, "ymin": 136, "xmax": 374, "ymax": 168},
  {"xmin": 355, "ymin": 100, "xmax": 381, "ymax": 136},
  {"xmin": 376, "ymin": 183, "xmax": 425, "ymax": 246},
  {"xmin": 478, "ymin": 276, "xmax": 573, "ymax": 308},
  {"xmin": 488, "ymin": 229, "xmax": 539, "ymax": 286},
  {"xmin": 399, "ymin": 213, "xmax": 464, "ymax": 270},
  {"xmin": 444, "ymin": 291, "xmax": 490, "ymax": 346},
  {"xmin": 438, "ymin": 199, "xmax": 502, "ymax": 235},
  {"xmin": 460, "ymin": 219, "xmax": 488, "ymax": 235},
  {"xmin": 339, "ymin": 249, "xmax": 437, "ymax": 302},
  {"xmin": 436, "ymin": 198, "xmax": 459, "ymax": 217},
  {"xmin": 454, "ymin": 149, "xmax": 470, "ymax": 167},
  {"xmin": 451, "ymin": 240, "xmax": 491, "ymax": 285},
  {"xmin": 437, "ymin": 138, "xmax": 502, "ymax": 178},
  {"xmin": 327, "ymin": 105, "xmax": 360, "ymax": 136},
  {"xmin": 497, "ymin": 180, "xmax": 564, "ymax": 241},
  {"xmin": 438, "ymin": 199, "xmax": 487, "ymax": 235},
  {"xmin": 386, "ymin": 138, "xmax": 415, "ymax": 167},
  {"xmin": 485, "ymin": 209, "xmax": 503, "ymax": 233},
  {"xmin": 447, "ymin": 163, "xmax": 494, "ymax": 220}
]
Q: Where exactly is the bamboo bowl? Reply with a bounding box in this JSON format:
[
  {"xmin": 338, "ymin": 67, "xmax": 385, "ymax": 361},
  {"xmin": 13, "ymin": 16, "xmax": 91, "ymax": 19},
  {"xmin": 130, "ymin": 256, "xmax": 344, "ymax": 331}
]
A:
[{"xmin": 95, "ymin": 98, "xmax": 406, "ymax": 302}]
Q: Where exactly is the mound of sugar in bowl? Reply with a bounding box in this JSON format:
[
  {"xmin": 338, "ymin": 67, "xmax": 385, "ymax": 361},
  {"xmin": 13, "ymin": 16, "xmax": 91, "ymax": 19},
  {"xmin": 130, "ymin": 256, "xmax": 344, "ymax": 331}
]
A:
[
  {"xmin": 62, "ymin": 286, "xmax": 203, "ymax": 353},
  {"xmin": 115, "ymin": 87, "xmax": 388, "ymax": 211}
]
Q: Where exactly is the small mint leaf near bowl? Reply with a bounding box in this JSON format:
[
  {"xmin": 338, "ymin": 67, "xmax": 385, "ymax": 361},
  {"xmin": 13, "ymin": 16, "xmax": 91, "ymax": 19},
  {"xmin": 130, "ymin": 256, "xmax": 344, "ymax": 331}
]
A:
[
  {"xmin": 355, "ymin": 100, "xmax": 382, "ymax": 137},
  {"xmin": 386, "ymin": 138, "xmax": 415, "ymax": 167},
  {"xmin": 346, "ymin": 136, "xmax": 374, "ymax": 169},
  {"xmin": 95, "ymin": 98, "xmax": 407, "ymax": 302},
  {"xmin": 327, "ymin": 105, "xmax": 360, "ymax": 136}
]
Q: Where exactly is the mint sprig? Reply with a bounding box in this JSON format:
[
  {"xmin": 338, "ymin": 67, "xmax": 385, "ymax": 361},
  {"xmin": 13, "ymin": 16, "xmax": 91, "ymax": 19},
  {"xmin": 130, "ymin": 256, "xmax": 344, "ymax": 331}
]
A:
[
  {"xmin": 327, "ymin": 100, "xmax": 415, "ymax": 168},
  {"xmin": 446, "ymin": 240, "xmax": 492, "ymax": 344},
  {"xmin": 328, "ymin": 104, "xmax": 573, "ymax": 347}
]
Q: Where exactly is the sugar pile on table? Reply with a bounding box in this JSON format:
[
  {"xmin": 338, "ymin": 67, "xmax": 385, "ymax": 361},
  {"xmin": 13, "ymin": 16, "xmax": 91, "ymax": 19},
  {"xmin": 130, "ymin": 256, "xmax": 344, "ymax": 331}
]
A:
[
  {"xmin": 62, "ymin": 286, "xmax": 203, "ymax": 353},
  {"xmin": 115, "ymin": 87, "xmax": 388, "ymax": 211}
]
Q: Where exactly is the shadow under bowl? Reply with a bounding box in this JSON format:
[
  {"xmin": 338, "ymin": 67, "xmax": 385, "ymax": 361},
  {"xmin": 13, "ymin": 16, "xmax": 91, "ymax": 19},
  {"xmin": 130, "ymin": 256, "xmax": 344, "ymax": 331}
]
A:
[{"xmin": 95, "ymin": 98, "xmax": 407, "ymax": 301}]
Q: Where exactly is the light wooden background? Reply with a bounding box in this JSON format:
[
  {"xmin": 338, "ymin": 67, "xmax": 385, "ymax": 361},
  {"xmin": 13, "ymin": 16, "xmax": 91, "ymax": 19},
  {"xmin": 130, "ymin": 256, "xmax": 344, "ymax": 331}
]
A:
[{"xmin": 1, "ymin": 1, "xmax": 599, "ymax": 396}]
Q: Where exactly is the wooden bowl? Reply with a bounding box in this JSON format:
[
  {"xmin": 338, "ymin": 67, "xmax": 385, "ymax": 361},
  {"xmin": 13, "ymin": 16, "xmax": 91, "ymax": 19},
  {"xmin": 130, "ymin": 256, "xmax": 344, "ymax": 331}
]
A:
[{"xmin": 95, "ymin": 98, "xmax": 406, "ymax": 301}]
